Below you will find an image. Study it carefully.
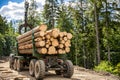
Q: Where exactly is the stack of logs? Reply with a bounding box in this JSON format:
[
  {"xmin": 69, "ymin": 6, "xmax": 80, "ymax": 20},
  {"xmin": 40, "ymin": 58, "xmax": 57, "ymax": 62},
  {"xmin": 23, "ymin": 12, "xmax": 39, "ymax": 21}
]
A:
[{"xmin": 17, "ymin": 24, "xmax": 72, "ymax": 54}]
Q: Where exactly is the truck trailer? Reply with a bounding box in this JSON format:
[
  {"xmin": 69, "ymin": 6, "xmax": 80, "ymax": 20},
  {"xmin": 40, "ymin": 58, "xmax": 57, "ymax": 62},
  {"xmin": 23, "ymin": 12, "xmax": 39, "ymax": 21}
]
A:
[{"xmin": 9, "ymin": 24, "xmax": 74, "ymax": 80}]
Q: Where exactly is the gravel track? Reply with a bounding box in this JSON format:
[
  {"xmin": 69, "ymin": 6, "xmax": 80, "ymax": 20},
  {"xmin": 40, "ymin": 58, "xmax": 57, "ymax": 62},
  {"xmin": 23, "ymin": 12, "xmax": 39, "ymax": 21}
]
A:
[{"xmin": 0, "ymin": 60, "xmax": 120, "ymax": 80}]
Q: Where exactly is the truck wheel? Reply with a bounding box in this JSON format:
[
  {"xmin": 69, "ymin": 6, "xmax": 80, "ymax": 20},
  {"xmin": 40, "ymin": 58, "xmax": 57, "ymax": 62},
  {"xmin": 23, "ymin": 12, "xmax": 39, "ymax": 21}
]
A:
[
  {"xmin": 35, "ymin": 60, "xmax": 45, "ymax": 80},
  {"xmin": 17, "ymin": 59, "xmax": 23, "ymax": 72},
  {"xmin": 29, "ymin": 59, "xmax": 36, "ymax": 76},
  {"xmin": 63, "ymin": 60, "xmax": 74, "ymax": 78},
  {"xmin": 9, "ymin": 58, "xmax": 14, "ymax": 69},
  {"xmin": 13, "ymin": 59, "xmax": 17, "ymax": 70},
  {"xmin": 55, "ymin": 70, "xmax": 61, "ymax": 75}
]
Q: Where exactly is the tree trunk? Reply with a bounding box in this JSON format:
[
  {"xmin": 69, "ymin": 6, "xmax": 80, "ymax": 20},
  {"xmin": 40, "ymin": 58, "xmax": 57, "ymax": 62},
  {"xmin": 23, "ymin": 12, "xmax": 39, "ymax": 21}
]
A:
[
  {"xmin": 94, "ymin": 3, "xmax": 101, "ymax": 64},
  {"xmin": 105, "ymin": 0, "xmax": 111, "ymax": 62}
]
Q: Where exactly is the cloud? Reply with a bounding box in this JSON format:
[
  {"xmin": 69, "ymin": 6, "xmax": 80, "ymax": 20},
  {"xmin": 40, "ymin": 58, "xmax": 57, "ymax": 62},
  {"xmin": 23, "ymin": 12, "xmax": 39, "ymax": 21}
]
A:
[
  {"xmin": 0, "ymin": 0, "xmax": 45, "ymax": 22},
  {"xmin": 0, "ymin": 1, "xmax": 24, "ymax": 22}
]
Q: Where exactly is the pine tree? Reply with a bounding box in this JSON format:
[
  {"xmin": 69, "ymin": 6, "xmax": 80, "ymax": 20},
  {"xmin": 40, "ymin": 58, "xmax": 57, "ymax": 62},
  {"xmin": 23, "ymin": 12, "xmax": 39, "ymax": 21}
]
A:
[{"xmin": 43, "ymin": 0, "xmax": 59, "ymax": 29}]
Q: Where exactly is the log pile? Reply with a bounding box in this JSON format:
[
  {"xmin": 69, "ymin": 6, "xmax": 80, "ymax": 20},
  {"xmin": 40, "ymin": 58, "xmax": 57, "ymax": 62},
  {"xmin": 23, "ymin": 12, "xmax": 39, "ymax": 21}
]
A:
[{"xmin": 17, "ymin": 24, "xmax": 72, "ymax": 55}]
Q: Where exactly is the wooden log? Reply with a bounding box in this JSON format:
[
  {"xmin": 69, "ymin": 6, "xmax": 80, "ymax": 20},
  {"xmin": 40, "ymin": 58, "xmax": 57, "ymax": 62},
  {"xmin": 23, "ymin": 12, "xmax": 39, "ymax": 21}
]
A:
[
  {"xmin": 59, "ymin": 44, "xmax": 64, "ymax": 48},
  {"xmin": 27, "ymin": 44, "xmax": 32, "ymax": 48},
  {"xmin": 35, "ymin": 41, "xmax": 45, "ymax": 47},
  {"xmin": 59, "ymin": 32, "xmax": 64, "ymax": 37},
  {"xmin": 50, "ymin": 37, "xmax": 54, "ymax": 41},
  {"xmin": 60, "ymin": 40, "xmax": 65, "ymax": 44},
  {"xmin": 67, "ymin": 33, "xmax": 72, "ymax": 39},
  {"xmin": 34, "ymin": 31, "xmax": 45, "ymax": 37},
  {"xmin": 65, "ymin": 47, "xmax": 70, "ymax": 53},
  {"xmin": 17, "ymin": 24, "xmax": 47, "ymax": 40},
  {"xmin": 18, "ymin": 37, "xmax": 43, "ymax": 46},
  {"xmin": 63, "ymin": 37, "xmax": 68, "ymax": 41},
  {"xmin": 46, "ymin": 39, "xmax": 49, "ymax": 44},
  {"xmin": 19, "ymin": 40, "xmax": 45, "ymax": 50},
  {"xmin": 59, "ymin": 37, "xmax": 63, "ymax": 41},
  {"xmin": 48, "ymin": 46, "xmax": 56, "ymax": 54},
  {"xmin": 52, "ymin": 39, "xmax": 59, "ymax": 47},
  {"xmin": 65, "ymin": 41, "xmax": 71, "ymax": 47},
  {"xmin": 38, "ymin": 24, "xmax": 47, "ymax": 31},
  {"xmin": 42, "ymin": 36, "xmax": 45, "ymax": 40},
  {"xmin": 58, "ymin": 49, "xmax": 63, "ymax": 54},
  {"xmin": 18, "ymin": 31, "xmax": 45, "ymax": 43},
  {"xmin": 58, "ymin": 49, "xmax": 65, "ymax": 54},
  {"xmin": 51, "ymin": 28, "xmax": 59, "ymax": 38},
  {"xmin": 45, "ymin": 29, "xmax": 59, "ymax": 39},
  {"xmin": 37, "ymin": 48, "xmax": 47, "ymax": 54},
  {"xmin": 67, "ymin": 40, "xmax": 71, "ymax": 43},
  {"xmin": 45, "ymin": 44, "xmax": 50, "ymax": 48},
  {"xmin": 63, "ymin": 32, "xmax": 67, "ymax": 36},
  {"xmin": 45, "ymin": 34, "xmax": 51, "ymax": 39},
  {"xmin": 19, "ymin": 48, "xmax": 47, "ymax": 54},
  {"xmin": 19, "ymin": 49, "xmax": 32, "ymax": 54},
  {"xmin": 35, "ymin": 37, "xmax": 42, "ymax": 42}
]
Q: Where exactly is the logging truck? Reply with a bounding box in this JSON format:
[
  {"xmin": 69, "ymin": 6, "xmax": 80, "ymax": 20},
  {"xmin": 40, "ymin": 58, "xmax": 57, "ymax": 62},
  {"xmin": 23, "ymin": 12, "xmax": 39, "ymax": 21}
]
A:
[{"xmin": 9, "ymin": 24, "xmax": 74, "ymax": 80}]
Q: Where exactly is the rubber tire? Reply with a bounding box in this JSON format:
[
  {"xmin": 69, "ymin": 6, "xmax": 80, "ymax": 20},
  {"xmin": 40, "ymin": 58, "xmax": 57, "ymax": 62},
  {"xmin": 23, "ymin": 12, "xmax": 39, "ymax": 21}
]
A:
[
  {"xmin": 17, "ymin": 59, "xmax": 23, "ymax": 72},
  {"xmin": 29, "ymin": 59, "xmax": 36, "ymax": 76},
  {"xmin": 55, "ymin": 70, "xmax": 61, "ymax": 75},
  {"xmin": 63, "ymin": 60, "xmax": 74, "ymax": 78},
  {"xmin": 35, "ymin": 60, "xmax": 45, "ymax": 80},
  {"xmin": 13, "ymin": 59, "xmax": 17, "ymax": 70}
]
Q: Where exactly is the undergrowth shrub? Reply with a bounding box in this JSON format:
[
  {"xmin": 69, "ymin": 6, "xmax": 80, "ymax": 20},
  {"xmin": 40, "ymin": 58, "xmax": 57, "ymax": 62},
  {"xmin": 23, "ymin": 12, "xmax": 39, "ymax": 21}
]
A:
[
  {"xmin": 94, "ymin": 61, "xmax": 113, "ymax": 73},
  {"xmin": 113, "ymin": 63, "xmax": 120, "ymax": 76}
]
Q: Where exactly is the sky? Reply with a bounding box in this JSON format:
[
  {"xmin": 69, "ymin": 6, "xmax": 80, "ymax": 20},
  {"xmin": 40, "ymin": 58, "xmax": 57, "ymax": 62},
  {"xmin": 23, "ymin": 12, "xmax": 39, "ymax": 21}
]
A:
[{"xmin": 0, "ymin": 0, "xmax": 45, "ymax": 22}]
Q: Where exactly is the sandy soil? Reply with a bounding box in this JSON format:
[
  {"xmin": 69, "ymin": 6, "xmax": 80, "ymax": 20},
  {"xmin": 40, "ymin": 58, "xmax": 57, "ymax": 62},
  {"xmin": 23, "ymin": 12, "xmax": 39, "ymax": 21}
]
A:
[{"xmin": 0, "ymin": 60, "xmax": 120, "ymax": 80}]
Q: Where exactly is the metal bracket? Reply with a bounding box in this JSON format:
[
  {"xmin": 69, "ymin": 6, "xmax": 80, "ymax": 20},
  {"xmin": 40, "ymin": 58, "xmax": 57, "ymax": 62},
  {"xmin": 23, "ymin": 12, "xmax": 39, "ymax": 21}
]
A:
[
  {"xmin": 32, "ymin": 30, "xmax": 41, "ymax": 59},
  {"xmin": 16, "ymin": 40, "xmax": 19, "ymax": 56}
]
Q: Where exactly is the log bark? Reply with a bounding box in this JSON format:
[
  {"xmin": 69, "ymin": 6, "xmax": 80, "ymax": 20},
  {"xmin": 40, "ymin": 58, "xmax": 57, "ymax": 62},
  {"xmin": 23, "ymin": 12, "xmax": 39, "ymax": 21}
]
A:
[
  {"xmin": 17, "ymin": 24, "xmax": 47, "ymax": 40},
  {"xmin": 19, "ymin": 49, "xmax": 32, "ymax": 54},
  {"xmin": 18, "ymin": 37, "xmax": 43, "ymax": 46},
  {"xmin": 19, "ymin": 48, "xmax": 47, "ymax": 54},
  {"xmin": 18, "ymin": 31, "xmax": 45, "ymax": 43},
  {"xmin": 19, "ymin": 41, "xmax": 45, "ymax": 50}
]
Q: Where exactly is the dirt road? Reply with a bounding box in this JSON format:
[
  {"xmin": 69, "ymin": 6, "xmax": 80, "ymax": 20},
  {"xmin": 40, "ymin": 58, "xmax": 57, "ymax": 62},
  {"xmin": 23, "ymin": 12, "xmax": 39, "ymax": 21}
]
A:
[{"xmin": 0, "ymin": 60, "xmax": 120, "ymax": 80}]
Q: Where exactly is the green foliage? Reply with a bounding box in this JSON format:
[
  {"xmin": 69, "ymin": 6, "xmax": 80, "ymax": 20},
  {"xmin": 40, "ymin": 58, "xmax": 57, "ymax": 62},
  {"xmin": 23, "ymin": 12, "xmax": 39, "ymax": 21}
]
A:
[
  {"xmin": 113, "ymin": 63, "xmax": 120, "ymax": 76},
  {"xmin": 94, "ymin": 61, "xmax": 114, "ymax": 73},
  {"xmin": 0, "ymin": 15, "xmax": 18, "ymax": 56},
  {"xmin": 28, "ymin": 0, "xmax": 41, "ymax": 27},
  {"xmin": 0, "ymin": 33, "xmax": 5, "ymax": 56},
  {"xmin": 110, "ymin": 52, "xmax": 120, "ymax": 65},
  {"xmin": 43, "ymin": 0, "xmax": 59, "ymax": 29}
]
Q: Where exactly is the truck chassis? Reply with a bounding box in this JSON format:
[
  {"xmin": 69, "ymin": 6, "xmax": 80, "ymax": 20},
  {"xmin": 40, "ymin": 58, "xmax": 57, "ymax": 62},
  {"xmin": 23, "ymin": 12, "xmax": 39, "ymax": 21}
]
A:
[{"xmin": 9, "ymin": 54, "xmax": 74, "ymax": 79}]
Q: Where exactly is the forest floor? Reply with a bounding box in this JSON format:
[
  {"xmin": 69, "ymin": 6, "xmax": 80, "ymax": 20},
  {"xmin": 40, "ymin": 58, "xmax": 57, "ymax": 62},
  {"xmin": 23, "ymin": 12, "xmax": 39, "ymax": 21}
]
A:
[{"xmin": 0, "ymin": 58, "xmax": 120, "ymax": 80}]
